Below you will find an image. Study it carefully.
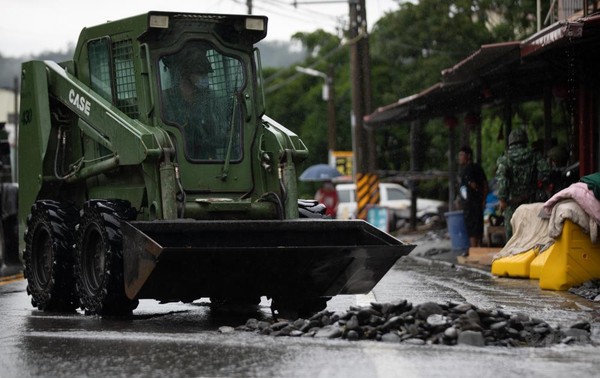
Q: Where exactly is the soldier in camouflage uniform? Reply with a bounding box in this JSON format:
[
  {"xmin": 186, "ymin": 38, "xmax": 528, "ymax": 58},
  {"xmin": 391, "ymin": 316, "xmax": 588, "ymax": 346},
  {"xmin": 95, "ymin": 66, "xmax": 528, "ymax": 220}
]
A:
[{"xmin": 495, "ymin": 129, "xmax": 551, "ymax": 239}]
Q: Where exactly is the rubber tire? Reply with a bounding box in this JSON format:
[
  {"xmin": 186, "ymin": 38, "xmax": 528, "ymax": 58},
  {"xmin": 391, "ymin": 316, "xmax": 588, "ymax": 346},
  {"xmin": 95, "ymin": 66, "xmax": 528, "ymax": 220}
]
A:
[
  {"xmin": 75, "ymin": 200, "xmax": 138, "ymax": 316},
  {"xmin": 23, "ymin": 200, "xmax": 79, "ymax": 312}
]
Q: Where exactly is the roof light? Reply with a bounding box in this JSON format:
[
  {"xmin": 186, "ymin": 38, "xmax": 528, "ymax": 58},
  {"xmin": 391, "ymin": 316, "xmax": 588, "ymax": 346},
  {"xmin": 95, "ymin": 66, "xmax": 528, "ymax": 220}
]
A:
[
  {"xmin": 149, "ymin": 15, "xmax": 169, "ymax": 29},
  {"xmin": 245, "ymin": 17, "xmax": 265, "ymax": 31}
]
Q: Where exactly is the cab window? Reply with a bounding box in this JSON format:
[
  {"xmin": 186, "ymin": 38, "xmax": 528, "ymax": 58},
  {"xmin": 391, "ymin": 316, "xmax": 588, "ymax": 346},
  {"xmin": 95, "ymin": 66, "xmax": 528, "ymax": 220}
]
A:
[{"xmin": 159, "ymin": 40, "xmax": 245, "ymax": 162}]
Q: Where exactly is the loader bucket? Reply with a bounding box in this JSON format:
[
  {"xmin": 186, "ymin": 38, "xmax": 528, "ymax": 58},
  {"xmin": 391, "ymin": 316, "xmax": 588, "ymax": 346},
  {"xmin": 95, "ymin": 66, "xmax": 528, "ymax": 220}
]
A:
[{"xmin": 121, "ymin": 219, "xmax": 413, "ymax": 303}]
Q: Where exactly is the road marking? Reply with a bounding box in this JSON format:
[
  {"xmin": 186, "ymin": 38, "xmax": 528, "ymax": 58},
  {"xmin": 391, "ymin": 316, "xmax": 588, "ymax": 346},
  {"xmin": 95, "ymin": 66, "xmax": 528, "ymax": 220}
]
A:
[{"xmin": 0, "ymin": 273, "xmax": 24, "ymax": 286}]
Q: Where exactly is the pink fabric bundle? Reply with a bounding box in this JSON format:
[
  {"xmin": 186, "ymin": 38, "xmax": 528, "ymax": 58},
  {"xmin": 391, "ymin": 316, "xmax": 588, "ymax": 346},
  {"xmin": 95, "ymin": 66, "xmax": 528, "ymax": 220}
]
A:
[{"xmin": 543, "ymin": 182, "xmax": 600, "ymax": 225}]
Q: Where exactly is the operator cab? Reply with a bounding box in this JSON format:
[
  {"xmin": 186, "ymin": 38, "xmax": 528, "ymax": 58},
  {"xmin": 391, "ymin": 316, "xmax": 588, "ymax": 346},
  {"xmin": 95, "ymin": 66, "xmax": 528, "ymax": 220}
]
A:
[{"xmin": 159, "ymin": 41, "xmax": 245, "ymax": 162}]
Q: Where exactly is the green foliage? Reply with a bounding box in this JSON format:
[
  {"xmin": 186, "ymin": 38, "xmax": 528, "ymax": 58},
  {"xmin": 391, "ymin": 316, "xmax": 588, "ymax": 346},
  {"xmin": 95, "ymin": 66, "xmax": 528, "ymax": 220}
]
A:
[
  {"xmin": 481, "ymin": 0, "xmax": 547, "ymax": 40},
  {"xmin": 368, "ymin": 1, "xmax": 497, "ymax": 174},
  {"xmin": 480, "ymin": 114, "xmax": 506, "ymax": 178},
  {"xmin": 265, "ymin": 31, "xmax": 350, "ymax": 169},
  {"xmin": 1, "ymin": 1, "xmax": 558, "ymax": 200},
  {"xmin": 291, "ymin": 30, "xmax": 341, "ymax": 58},
  {"xmin": 370, "ymin": 0, "xmax": 495, "ymax": 95},
  {"xmin": 265, "ymin": 0, "xmax": 551, "ymax": 180}
]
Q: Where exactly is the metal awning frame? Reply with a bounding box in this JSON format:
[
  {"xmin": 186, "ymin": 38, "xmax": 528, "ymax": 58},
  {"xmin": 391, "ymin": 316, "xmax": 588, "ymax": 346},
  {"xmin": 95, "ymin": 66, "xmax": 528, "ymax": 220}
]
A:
[{"xmin": 364, "ymin": 15, "xmax": 600, "ymax": 126}]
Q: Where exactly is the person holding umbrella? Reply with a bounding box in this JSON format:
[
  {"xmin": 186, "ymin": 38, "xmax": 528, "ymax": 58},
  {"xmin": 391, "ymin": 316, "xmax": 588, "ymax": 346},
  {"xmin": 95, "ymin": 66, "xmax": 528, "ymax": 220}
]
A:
[
  {"xmin": 315, "ymin": 181, "xmax": 339, "ymax": 218},
  {"xmin": 299, "ymin": 164, "xmax": 342, "ymax": 218}
]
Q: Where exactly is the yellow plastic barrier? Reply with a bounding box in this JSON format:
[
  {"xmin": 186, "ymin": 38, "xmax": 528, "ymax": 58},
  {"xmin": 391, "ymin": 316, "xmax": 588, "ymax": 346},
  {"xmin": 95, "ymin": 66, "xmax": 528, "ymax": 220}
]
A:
[
  {"xmin": 529, "ymin": 244, "xmax": 554, "ymax": 280},
  {"xmin": 491, "ymin": 249, "xmax": 537, "ymax": 278},
  {"xmin": 539, "ymin": 220, "xmax": 600, "ymax": 290}
]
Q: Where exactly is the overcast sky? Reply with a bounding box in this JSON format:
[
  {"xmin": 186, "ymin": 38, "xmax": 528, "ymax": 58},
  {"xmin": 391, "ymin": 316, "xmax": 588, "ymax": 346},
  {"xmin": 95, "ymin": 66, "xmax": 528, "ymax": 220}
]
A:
[{"xmin": 1, "ymin": 0, "xmax": 401, "ymax": 58}]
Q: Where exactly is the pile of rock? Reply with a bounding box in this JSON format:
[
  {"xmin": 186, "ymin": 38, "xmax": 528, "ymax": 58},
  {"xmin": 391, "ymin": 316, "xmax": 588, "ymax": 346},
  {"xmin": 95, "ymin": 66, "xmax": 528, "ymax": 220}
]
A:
[
  {"xmin": 569, "ymin": 279, "xmax": 600, "ymax": 301},
  {"xmin": 233, "ymin": 300, "xmax": 592, "ymax": 347}
]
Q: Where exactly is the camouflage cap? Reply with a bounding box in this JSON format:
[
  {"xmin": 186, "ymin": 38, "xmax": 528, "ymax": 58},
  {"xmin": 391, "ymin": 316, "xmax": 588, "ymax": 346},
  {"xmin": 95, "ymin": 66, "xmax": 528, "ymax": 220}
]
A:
[
  {"xmin": 508, "ymin": 129, "xmax": 528, "ymax": 146},
  {"xmin": 179, "ymin": 50, "xmax": 213, "ymax": 75},
  {"xmin": 165, "ymin": 48, "xmax": 213, "ymax": 75}
]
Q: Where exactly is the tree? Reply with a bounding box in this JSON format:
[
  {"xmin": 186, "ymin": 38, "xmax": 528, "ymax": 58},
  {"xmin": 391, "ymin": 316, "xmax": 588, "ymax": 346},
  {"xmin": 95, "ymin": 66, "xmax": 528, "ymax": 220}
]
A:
[
  {"xmin": 481, "ymin": 0, "xmax": 549, "ymax": 41},
  {"xmin": 265, "ymin": 29, "xmax": 351, "ymax": 170},
  {"xmin": 368, "ymin": 0, "xmax": 496, "ymax": 175},
  {"xmin": 262, "ymin": 1, "xmax": 554, "ymax": 198}
]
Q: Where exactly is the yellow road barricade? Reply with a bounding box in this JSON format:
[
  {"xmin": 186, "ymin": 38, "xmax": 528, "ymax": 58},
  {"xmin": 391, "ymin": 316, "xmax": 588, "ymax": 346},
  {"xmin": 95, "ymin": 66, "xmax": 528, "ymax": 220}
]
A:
[{"xmin": 539, "ymin": 220, "xmax": 600, "ymax": 290}]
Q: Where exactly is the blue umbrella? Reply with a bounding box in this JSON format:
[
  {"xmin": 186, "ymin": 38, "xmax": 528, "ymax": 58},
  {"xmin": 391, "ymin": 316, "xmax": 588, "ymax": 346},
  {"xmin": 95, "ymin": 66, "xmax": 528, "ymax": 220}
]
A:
[{"xmin": 299, "ymin": 164, "xmax": 342, "ymax": 182}]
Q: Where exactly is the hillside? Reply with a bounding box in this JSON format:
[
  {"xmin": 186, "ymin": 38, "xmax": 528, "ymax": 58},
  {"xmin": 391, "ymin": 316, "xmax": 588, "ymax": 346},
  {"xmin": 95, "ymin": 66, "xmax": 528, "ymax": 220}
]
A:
[{"xmin": 0, "ymin": 40, "xmax": 304, "ymax": 88}]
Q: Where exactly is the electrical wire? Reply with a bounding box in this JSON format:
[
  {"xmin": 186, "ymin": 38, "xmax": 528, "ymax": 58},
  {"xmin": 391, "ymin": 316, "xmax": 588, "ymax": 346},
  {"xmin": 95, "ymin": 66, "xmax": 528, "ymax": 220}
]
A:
[
  {"xmin": 229, "ymin": 0, "xmax": 345, "ymax": 29},
  {"xmin": 261, "ymin": 0, "xmax": 342, "ymax": 23}
]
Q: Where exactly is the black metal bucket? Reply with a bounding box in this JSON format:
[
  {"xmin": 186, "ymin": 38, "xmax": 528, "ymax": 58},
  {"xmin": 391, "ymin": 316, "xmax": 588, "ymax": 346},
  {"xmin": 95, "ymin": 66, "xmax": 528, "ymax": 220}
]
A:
[{"xmin": 121, "ymin": 219, "xmax": 414, "ymax": 303}]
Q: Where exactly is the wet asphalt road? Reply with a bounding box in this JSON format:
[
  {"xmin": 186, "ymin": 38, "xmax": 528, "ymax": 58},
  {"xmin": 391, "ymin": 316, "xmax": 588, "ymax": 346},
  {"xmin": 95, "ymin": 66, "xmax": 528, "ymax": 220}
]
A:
[{"xmin": 1, "ymin": 256, "xmax": 600, "ymax": 378}]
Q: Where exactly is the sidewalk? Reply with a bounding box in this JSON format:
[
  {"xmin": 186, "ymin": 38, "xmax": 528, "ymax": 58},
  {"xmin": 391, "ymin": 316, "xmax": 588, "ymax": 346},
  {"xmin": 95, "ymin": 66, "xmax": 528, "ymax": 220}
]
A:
[
  {"xmin": 394, "ymin": 221, "xmax": 505, "ymax": 269},
  {"xmin": 395, "ymin": 225, "xmax": 600, "ymax": 305},
  {"xmin": 395, "ymin": 227, "xmax": 474, "ymax": 265}
]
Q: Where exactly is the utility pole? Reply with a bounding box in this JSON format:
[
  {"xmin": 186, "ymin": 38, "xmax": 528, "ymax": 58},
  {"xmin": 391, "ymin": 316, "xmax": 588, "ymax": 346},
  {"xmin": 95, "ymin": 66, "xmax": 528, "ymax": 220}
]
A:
[
  {"xmin": 292, "ymin": 0, "xmax": 377, "ymax": 219},
  {"xmin": 247, "ymin": 0, "xmax": 253, "ymax": 14},
  {"xmin": 349, "ymin": 0, "xmax": 377, "ymax": 220},
  {"xmin": 295, "ymin": 66, "xmax": 337, "ymax": 154},
  {"xmin": 326, "ymin": 65, "xmax": 336, "ymax": 152}
]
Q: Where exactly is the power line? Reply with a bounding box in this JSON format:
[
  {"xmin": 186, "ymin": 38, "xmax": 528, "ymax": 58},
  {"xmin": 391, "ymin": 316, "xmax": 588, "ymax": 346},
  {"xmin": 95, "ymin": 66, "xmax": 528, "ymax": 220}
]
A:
[
  {"xmin": 229, "ymin": 0, "xmax": 344, "ymax": 27},
  {"xmin": 262, "ymin": 0, "xmax": 341, "ymax": 22}
]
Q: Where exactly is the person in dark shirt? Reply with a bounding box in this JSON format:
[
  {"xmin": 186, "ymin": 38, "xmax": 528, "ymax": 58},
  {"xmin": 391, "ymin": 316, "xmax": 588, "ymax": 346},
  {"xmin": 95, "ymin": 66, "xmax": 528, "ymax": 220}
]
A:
[{"xmin": 458, "ymin": 146, "xmax": 489, "ymax": 247}]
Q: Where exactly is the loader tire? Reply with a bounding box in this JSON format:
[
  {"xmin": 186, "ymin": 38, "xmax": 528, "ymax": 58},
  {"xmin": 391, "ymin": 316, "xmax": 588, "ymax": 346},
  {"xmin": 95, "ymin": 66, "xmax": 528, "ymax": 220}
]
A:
[
  {"xmin": 75, "ymin": 200, "xmax": 138, "ymax": 316},
  {"xmin": 23, "ymin": 200, "xmax": 79, "ymax": 312}
]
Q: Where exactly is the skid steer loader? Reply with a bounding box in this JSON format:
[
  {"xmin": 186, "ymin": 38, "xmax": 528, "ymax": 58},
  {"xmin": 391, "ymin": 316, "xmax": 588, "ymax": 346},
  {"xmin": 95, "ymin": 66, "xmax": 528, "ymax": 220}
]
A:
[{"xmin": 18, "ymin": 11, "xmax": 413, "ymax": 316}]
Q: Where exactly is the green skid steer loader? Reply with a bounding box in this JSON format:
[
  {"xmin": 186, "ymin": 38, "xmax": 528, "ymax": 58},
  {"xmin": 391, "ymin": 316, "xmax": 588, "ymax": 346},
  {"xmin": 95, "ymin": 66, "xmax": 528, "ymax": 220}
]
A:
[{"xmin": 18, "ymin": 11, "xmax": 413, "ymax": 316}]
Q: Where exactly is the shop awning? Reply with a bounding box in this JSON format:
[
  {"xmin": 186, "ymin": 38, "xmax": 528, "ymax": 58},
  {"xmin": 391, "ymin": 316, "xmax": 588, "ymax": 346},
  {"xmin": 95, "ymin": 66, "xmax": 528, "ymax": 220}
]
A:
[
  {"xmin": 364, "ymin": 42, "xmax": 520, "ymax": 126},
  {"xmin": 365, "ymin": 15, "xmax": 600, "ymax": 127}
]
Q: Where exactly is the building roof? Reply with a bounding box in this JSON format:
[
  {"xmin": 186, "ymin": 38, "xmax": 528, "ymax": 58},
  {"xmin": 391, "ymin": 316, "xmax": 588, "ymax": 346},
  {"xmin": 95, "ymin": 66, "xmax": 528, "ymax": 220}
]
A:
[{"xmin": 365, "ymin": 14, "xmax": 600, "ymax": 126}]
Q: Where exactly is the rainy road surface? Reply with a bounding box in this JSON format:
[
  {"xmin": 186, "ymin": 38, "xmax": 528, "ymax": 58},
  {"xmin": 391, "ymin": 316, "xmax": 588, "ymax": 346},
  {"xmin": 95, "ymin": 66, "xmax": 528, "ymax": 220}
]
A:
[{"xmin": 1, "ymin": 256, "xmax": 600, "ymax": 378}]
